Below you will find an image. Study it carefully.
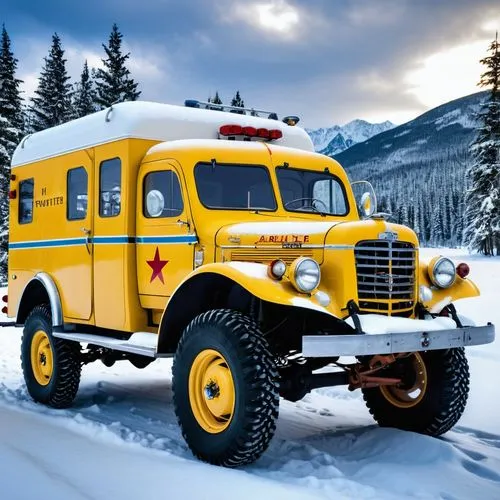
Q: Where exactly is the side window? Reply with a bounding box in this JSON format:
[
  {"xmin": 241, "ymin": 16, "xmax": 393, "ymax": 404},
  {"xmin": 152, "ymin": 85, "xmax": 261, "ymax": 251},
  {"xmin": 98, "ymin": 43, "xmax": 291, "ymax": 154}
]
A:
[
  {"xmin": 143, "ymin": 170, "xmax": 184, "ymax": 218},
  {"xmin": 19, "ymin": 178, "xmax": 34, "ymax": 224},
  {"xmin": 67, "ymin": 167, "xmax": 88, "ymax": 220},
  {"xmin": 99, "ymin": 158, "xmax": 121, "ymax": 217}
]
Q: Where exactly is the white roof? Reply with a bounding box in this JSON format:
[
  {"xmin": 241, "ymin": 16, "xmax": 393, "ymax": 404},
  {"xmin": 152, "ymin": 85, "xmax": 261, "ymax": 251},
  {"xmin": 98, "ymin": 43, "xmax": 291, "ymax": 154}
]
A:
[{"xmin": 11, "ymin": 101, "xmax": 314, "ymax": 167}]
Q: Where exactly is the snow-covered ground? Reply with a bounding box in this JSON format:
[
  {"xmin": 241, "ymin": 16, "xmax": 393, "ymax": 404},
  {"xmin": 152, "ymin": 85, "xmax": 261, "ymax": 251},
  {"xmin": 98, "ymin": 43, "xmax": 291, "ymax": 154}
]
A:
[{"xmin": 1, "ymin": 248, "xmax": 499, "ymax": 499}]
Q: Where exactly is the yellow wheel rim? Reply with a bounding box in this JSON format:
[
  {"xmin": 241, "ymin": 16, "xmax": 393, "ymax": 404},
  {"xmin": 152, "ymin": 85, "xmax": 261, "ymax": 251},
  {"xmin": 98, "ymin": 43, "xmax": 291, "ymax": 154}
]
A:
[
  {"xmin": 188, "ymin": 349, "xmax": 235, "ymax": 434},
  {"xmin": 380, "ymin": 353, "xmax": 428, "ymax": 409},
  {"xmin": 30, "ymin": 330, "xmax": 54, "ymax": 386}
]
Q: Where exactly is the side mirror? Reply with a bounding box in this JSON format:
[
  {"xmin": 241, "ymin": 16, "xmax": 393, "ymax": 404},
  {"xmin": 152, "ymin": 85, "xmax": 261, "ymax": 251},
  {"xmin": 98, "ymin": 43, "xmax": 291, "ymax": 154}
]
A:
[{"xmin": 351, "ymin": 181, "xmax": 377, "ymax": 219}]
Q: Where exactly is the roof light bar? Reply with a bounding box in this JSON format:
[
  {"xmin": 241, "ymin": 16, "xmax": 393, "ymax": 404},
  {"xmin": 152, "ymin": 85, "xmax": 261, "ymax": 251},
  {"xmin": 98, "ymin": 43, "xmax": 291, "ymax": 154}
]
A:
[
  {"xmin": 219, "ymin": 124, "xmax": 243, "ymax": 136},
  {"xmin": 185, "ymin": 99, "xmax": 279, "ymax": 119},
  {"xmin": 219, "ymin": 125, "xmax": 283, "ymax": 141}
]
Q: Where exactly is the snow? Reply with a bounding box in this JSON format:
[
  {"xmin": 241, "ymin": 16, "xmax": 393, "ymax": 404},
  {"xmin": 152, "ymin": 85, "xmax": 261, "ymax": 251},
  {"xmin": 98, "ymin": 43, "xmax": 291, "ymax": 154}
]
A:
[
  {"xmin": 435, "ymin": 108, "xmax": 476, "ymax": 131},
  {"xmin": 394, "ymin": 129, "xmax": 411, "ymax": 137},
  {"xmin": 11, "ymin": 101, "xmax": 313, "ymax": 167},
  {"xmin": 0, "ymin": 247, "xmax": 499, "ymax": 499},
  {"xmin": 227, "ymin": 261, "xmax": 270, "ymax": 279},
  {"xmin": 345, "ymin": 314, "xmax": 456, "ymax": 334}
]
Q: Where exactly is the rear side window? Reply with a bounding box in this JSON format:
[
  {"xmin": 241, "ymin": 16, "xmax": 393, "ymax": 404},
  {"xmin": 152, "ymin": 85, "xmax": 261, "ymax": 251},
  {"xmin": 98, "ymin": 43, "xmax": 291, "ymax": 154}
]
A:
[
  {"xmin": 143, "ymin": 170, "xmax": 184, "ymax": 218},
  {"xmin": 67, "ymin": 167, "xmax": 88, "ymax": 220},
  {"xmin": 19, "ymin": 178, "xmax": 34, "ymax": 224},
  {"xmin": 99, "ymin": 158, "xmax": 121, "ymax": 217}
]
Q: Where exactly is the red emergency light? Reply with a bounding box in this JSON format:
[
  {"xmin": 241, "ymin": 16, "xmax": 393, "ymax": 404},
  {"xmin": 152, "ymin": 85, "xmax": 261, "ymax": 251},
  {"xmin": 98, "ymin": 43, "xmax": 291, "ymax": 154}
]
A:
[{"xmin": 219, "ymin": 125, "xmax": 283, "ymax": 141}]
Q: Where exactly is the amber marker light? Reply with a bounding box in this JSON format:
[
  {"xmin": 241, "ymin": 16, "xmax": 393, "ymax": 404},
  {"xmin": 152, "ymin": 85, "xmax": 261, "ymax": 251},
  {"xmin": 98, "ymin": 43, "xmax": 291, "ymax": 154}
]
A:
[{"xmin": 268, "ymin": 259, "xmax": 287, "ymax": 280}]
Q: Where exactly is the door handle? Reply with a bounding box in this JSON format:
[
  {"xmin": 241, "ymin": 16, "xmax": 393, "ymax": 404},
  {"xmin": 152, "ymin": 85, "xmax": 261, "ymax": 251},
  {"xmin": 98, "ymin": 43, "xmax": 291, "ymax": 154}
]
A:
[{"xmin": 81, "ymin": 227, "xmax": 92, "ymax": 254}]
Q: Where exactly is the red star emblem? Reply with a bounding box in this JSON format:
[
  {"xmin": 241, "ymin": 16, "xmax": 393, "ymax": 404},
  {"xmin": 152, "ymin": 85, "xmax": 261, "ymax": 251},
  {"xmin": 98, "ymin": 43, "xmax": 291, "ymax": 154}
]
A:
[{"xmin": 147, "ymin": 247, "xmax": 168, "ymax": 284}]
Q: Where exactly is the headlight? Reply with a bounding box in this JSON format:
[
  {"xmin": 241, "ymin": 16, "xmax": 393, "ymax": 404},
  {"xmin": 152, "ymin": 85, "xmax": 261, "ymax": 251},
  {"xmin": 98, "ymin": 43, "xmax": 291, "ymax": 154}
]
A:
[
  {"xmin": 429, "ymin": 256, "xmax": 456, "ymax": 288},
  {"xmin": 290, "ymin": 257, "xmax": 320, "ymax": 293}
]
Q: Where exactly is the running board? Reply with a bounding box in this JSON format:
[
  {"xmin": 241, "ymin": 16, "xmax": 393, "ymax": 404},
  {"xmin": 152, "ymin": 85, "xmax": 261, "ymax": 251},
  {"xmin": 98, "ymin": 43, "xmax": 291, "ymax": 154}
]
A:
[{"xmin": 52, "ymin": 331, "xmax": 159, "ymax": 358}]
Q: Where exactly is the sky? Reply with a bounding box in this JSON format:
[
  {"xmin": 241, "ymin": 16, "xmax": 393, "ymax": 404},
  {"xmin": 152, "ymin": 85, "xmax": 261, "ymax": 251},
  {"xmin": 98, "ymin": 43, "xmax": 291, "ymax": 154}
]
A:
[{"xmin": 1, "ymin": 0, "xmax": 499, "ymax": 128}]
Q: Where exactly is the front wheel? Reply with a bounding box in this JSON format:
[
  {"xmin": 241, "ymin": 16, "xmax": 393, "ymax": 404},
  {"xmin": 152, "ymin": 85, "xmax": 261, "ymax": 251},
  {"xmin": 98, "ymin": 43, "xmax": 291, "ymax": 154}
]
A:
[
  {"xmin": 363, "ymin": 348, "xmax": 469, "ymax": 436},
  {"xmin": 172, "ymin": 309, "xmax": 280, "ymax": 467}
]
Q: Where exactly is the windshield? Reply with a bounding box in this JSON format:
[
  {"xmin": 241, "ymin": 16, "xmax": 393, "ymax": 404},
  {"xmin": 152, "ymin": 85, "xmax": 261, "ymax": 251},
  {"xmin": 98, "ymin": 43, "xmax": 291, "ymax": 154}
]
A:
[
  {"xmin": 195, "ymin": 162, "xmax": 277, "ymax": 211},
  {"xmin": 276, "ymin": 167, "xmax": 348, "ymax": 216}
]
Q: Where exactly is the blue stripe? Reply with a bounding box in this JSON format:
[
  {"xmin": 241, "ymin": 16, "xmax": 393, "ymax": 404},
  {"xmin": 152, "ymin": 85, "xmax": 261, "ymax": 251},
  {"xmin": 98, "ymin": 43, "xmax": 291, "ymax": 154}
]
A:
[
  {"xmin": 9, "ymin": 238, "xmax": 87, "ymax": 249},
  {"xmin": 93, "ymin": 236, "xmax": 135, "ymax": 244},
  {"xmin": 9, "ymin": 234, "xmax": 198, "ymax": 249},
  {"xmin": 135, "ymin": 235, "xmax": 198, "ymax": 244}
]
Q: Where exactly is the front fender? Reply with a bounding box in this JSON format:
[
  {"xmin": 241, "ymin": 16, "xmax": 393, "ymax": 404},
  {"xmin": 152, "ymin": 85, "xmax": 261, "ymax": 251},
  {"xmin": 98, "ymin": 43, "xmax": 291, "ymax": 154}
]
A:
[
  {"xmin": 174, "ymin": 261, "xmax": 334, "ymax": 316},
  {"xmin": 156, "ymin": 262, "xmax": 335, "ymax": 354},
  {"xmin": 419, "ymin": 259, "xmax": 480, "ymax": 313}
]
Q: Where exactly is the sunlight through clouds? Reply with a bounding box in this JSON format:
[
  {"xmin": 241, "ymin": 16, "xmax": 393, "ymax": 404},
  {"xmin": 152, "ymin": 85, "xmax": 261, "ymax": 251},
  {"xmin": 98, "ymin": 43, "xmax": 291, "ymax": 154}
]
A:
[
  {"xmin": 404, "ymin": 40, "xmax": 490, "ymax": 108},
  {"xmin": 228, "ymin": 0, "xmax": 300, "ymax": 38},
  {"xmin": 256, "ymin": 1, "xmax": 299, "ymax": 32}
]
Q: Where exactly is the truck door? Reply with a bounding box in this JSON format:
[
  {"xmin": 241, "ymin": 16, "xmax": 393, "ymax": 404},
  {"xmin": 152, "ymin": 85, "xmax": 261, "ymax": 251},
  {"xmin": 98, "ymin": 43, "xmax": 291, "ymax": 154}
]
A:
[
  {"xmin": 136, "ymin": 161, "xmax": 196, "ymax": 300},
  {"xmin": 63, "ymin": 156, "xmax": 93, "ymax": 320}
]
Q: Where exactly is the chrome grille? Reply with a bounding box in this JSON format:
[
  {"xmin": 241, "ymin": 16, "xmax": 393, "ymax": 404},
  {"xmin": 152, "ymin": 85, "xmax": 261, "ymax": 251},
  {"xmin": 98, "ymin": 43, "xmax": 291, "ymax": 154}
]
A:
[{"xmin": 354, "ymin": 240, "xmax": 416, "ymax": 316}]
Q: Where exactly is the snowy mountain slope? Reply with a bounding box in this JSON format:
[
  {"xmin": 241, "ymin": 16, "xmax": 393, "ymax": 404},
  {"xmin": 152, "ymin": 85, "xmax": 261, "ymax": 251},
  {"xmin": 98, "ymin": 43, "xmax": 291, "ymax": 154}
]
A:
[
  {"xmin": 335, "ymin": 92, "xmax": 485, "ymax": 169},
  {"xmin": 0, "ymin": 248, "xmax": 499, "ymax": 499},
  {"xmin": 306, "ymin": 119, "xmax": 395, "ymax": 154},
  {"xmin": 331, "ymin": 92, "xmax": 488, "ymax": 248}
]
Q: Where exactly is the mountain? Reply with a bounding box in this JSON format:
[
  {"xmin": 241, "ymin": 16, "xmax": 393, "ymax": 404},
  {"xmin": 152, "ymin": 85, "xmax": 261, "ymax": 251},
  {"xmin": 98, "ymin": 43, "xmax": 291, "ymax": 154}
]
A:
[
  {"xmin": 306, "ymin": 119, "xmax": 395, "ymax": 155},
  {"xmin": 332, "ymin": 92, "xmax": 487, "ymax": 247}
]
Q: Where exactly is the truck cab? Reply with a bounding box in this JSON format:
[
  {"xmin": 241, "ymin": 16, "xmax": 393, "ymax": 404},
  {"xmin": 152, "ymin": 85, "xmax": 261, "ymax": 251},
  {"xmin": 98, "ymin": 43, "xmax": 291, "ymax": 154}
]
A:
[{"xmin": 8, "ymin": 100, "xmax": 495, "ymax": 467}]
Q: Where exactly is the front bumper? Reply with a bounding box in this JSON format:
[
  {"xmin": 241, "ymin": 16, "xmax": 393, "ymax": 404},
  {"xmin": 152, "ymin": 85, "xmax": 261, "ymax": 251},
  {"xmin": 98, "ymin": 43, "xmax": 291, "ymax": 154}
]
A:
[{"xmin": 302, "ymin": 314, "xmax": 495, "ymax": 357}]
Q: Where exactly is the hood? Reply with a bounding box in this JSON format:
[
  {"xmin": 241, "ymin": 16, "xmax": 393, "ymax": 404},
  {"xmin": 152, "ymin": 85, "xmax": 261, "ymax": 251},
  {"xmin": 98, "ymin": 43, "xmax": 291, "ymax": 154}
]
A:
[
  {"xmin": 216, "ymin": 221, "xmax": 343, "ymax": 264},
  {"xmin": 215, "ymin": 219, "xmax": 419, "ymax": 265},
  {"xmin": 324, "ymin": 219, "xmax": 419, "ymax": 247}
]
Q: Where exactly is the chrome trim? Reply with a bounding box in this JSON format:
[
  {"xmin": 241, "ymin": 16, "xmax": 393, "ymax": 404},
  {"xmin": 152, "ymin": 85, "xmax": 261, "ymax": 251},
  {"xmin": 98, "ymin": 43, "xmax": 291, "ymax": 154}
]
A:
[
  {"xmin": 16, "ymin": 273, "xmax": 63, "ymax": 326},
  {"xmin": 53, "ymin": 331, "xmax": 158, "ymax": 357},
  {"xmin": 302, "ymin": 324, "xmax": 495, "ymax": 357},
  {"xmin": 220, "ymin": 244, "xmax": 355, "ymax": 250}
]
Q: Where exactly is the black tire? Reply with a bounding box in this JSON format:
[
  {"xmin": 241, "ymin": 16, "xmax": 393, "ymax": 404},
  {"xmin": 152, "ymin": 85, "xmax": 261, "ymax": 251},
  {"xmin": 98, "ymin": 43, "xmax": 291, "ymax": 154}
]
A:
[
  {"xmin": 172, "ymin": 309, "xmax": 280, "ymax": 467},
  {"xmin": 363, "ymin": 348, "xmax": 469, "ymax": 436},
  {"xmin": 21, "ymin": 304, "xmax": 82, "ymax": 409}
]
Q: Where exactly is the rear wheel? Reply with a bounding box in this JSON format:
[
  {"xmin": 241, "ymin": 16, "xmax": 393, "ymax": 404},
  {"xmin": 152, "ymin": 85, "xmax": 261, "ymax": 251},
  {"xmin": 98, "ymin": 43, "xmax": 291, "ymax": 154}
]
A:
[
  {"xmin": 363, "ymin": 349, "xmax": 469, "ymax": 436},
  {"xmin": 172, "ymin": 309, "xmax": 279, "ymax": 467},
  {"xmin": 21, "ymin": 305, "xmax": 82, "ymax": 408}
]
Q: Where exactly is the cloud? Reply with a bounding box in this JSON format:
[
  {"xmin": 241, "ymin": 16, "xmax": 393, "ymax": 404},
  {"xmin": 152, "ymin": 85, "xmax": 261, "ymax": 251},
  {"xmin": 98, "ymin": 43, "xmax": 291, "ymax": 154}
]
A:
[
  {"xmin": 3, "ymin": 0, "xmax": 500, "ymax": 127},
  {"xmin": 405, "ymin": 40, "xmax": 490, "ymax": 109},
  {"xmin": 227, "ymin": 0, "xmax": 301, "ymax": 38}
]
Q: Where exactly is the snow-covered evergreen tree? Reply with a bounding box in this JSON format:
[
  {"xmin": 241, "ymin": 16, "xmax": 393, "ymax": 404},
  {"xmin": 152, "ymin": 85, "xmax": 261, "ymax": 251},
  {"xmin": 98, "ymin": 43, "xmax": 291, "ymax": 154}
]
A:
[
  {"xmin": 72, "ymin": 60, "xmax": 97, "ymax": 119},
  {"xmin": 211, "ymin": 91, "xmax": 222, "ymax": 105},
  {"xmin": 94, "ymin": 24, "xmax": 141, "ymax": 109},
  {"xmin": 30, "ymin": 33, "xmax": 72, "ymax": 132},
  {"xmin": 463, "ymin": 33, "xmax": 500, "ymax": 255},
  {"xmin": 430, "ymin": 205, "xmax": 444, "ymax": 246},
  {"xmin": 230, "ymin": 90, "xmax": 244, "ymax": 113},
  {"xmin": 0, "ymin": 25, "xmax": 23, "ymax": 281}
]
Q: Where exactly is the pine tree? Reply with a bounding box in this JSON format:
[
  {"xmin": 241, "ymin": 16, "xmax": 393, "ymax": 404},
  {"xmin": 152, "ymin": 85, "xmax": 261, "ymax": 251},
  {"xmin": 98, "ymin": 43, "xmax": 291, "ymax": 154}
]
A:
[
  {"xmin": 0, "ymin": 25, "xmax": 24, "ymax": 281},
  {"xmin": 72, "ymin": 60, "xmax": 97, "ymax": 119},
  {"xmin": 30, "ymin": 33, "xmax": 72, "ymax": 132},
  {"xmin": 211, "ymin": 91, "xmax": 222, "ymax": 105},
  {"xmin": 430, "ymin": 204, "xmax": 444, "ymax": 246},
  {"xmin": 463, "ymin": 33, "xmax": 500, "ymax": 255},
  {"xmin": 230, "ymin": 90, "xmax": 244, "ymax": 114},
  {"xmin": 94, "ymin": 24, "xmax": 141, "ymax": 109}
]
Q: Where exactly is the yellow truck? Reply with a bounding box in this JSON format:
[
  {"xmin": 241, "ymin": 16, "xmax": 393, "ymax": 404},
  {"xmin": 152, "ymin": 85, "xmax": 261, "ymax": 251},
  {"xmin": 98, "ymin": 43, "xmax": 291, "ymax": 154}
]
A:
[{"xmin": 6, "ymin": 100, "xmax": 495, "ymax": 467}]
